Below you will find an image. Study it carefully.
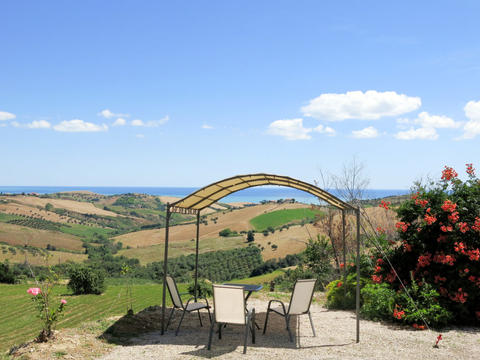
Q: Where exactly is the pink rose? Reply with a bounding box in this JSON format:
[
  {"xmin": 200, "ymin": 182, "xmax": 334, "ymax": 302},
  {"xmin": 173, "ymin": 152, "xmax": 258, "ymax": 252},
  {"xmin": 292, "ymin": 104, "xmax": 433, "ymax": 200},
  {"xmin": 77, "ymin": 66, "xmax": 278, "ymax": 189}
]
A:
[
  {"xmin": 61, "ymin": 299, "xmax": 67, "ymax": 305},
  {"xmin": 27, "ymin": 287, "xmax": 41, "ymax": 296}
]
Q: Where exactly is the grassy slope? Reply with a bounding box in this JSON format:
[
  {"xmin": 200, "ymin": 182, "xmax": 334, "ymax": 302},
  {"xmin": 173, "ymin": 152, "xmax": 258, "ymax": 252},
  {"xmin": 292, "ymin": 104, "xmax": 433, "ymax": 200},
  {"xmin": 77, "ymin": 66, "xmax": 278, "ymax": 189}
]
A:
[
  {"xmin": 250, "ymin": 208, "xmax": 322, "ymax": 231},
  {"xmin": 0, "ymin": 249, "xmax": 87, "ymax": 265},
  {"xmin": 0, "ymin": 282, "xmax": 184, "ymax": 353}
]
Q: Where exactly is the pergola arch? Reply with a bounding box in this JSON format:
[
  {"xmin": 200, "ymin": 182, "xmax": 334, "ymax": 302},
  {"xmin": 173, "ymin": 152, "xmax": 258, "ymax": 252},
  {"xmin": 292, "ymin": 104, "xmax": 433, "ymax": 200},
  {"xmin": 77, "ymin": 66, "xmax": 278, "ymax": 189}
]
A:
[{"xmin": 161, "ymin": 174, "xmax": 361, "ymax": 342}]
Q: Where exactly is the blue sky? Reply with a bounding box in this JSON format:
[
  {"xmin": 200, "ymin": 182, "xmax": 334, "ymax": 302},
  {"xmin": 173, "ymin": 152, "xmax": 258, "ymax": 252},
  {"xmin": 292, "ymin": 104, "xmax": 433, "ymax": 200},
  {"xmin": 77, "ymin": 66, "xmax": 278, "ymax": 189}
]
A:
[{"xmin": 1, "ymin": 1, "xmax": 479, "ymax": 188}]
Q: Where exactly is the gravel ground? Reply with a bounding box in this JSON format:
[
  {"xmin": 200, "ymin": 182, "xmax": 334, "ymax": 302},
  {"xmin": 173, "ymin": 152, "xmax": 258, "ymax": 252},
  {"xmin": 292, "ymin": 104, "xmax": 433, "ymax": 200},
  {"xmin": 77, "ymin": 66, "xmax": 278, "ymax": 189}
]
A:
[{"xmin": 100, "ymin": 299, "xmax": 480, "ymax": 360}]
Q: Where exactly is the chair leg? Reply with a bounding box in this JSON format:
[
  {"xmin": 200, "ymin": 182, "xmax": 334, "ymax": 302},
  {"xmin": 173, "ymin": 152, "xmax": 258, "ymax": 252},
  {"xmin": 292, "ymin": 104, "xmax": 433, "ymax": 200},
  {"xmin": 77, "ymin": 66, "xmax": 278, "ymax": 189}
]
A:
[
  {"xmin": 218, "ymin": 323, "xmax": 222, "ymax": 339},
  {"xmin": 166, "ymin": 307, "xmax": 175, "ymax": 330},
  {"xmin": 207, "ymin": 319, "xmax": 215, "ymax": 350},
  {"xmin": 308, "ymin": 311, "xmax": 316, "ymax": 337},
  {"xmin": 244, "ymin": 314, "xmax": 250, "ymax": 354},
  {"xmin": 263, "ymin": 308, "xmax": 270, "ymax": 334},
  {"xmin": 251, "ymin": 309, "xmax": 256, "ymax": 344},
  {"xmin": 175, "ymin": 310, "xmax": 187, "ymax": 336},
  {"xmin": 197, "ymin": 310, "xmax": 203, "ymax": 327},
  {"xmin": 285, "ymin": 315, "xmax": 293, "ymax": 342},
  {"xmin": 207, "ymin": 306, "xmax": 212, "ymax": 323}
]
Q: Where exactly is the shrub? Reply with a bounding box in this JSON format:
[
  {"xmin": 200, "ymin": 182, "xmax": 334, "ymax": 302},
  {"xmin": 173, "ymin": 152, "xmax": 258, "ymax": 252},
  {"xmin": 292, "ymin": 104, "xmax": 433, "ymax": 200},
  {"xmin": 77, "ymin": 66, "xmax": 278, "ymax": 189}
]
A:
[
  {"xmin": 188, "ymin": 279, "xmax": 213, "ymax": 298},
  {"xmin": 68, "ymin": 265, "xmax": 106, "ymax": 295},
  {"xmin": 0, "ymin": 261, "xmax": 15, "ymax": 284},
  {"xmin": 373, "ymin": 164, "xmax": 480, "ymax": 324},
  {"xmin": 361, "ymin": 283, "xmax": 396, "ymax": 321}
]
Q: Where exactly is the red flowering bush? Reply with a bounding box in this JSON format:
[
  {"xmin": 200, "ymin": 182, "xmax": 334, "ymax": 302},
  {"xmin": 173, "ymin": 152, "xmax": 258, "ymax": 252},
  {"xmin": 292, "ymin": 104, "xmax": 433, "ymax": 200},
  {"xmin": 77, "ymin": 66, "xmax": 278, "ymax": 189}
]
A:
[{"xmin": 375, "ymin": 164, "xmax": 480, "ymax": 325}]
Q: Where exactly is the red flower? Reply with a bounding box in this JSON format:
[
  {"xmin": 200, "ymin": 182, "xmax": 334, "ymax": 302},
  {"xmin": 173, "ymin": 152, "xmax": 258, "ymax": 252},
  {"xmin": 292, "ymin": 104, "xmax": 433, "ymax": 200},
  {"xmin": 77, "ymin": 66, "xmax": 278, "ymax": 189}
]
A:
[
  {"xmin": 339, "ymin": 262, "xmax": 345, "ymax": 269},
  {"xmin": 376, "ymin": 226, "xmax": 385, "ymax": 234},
  {"xmin": 454, "ymin": 242, "xmax": 466, "ymax": 254},
  {"xmin": 466, "ymin": 248, "xmax": 480, "ymax": 261},
  {"xmin": 441, "ymin": 200, "xmax": 457, "ymax": 213},
  {"xmin": 396, "ymin": 221, "xmax": 409, "ymax": 232},
  {"xmin": 450, "ymin": 288, "xmax": 468, "ymax": 303},
  {"xmin": 434, "ymin": 275, "xmax": 446, "ymax": 283},
  {"xmin": 472, "ymin": 217, "xmax": 480, "ymax": 232},
  {"xmin": 417, "ymin": 253, "xmax": 432, "ymax": 268},
  {"xmin": 441, "ymin": 166, "xmax": 458, "ymax": 181},
  {"xmin": 440, "ymin": 225, "xmax": 453, "ymax": 233},
  {"xmin": 415, "ymin": 198, "xmax": 429, "ymax": 208},
  {"xmin": 468, "ymin": 275, "xmax": 476, "ymax": 283},
  {"xmin": 424, "ymin": 213, "xmax": 437, "ymax": 225},
  {"xmin": 448, "ymin": 211, "xmax": 459, "ymax": 224},
  {"xmin": 379, "ymin": 200, "xmax": 391, "ymax": 210},
  {"xmin": 372, "ymin": 275, "xmax": 383, "ymax": 284},
  {"xmin": 376, "ymin": 258, "xmax": 384, "ymax": 265},
  {"xmin": 393, "ymin": 305, "xmax": 405, "ymax": 320},
  {"xmin": 466, "ymin": 163, "xmax": 475, "ymax": 176},
  {"xmin": 435, "ymin": 334, "xmax": 442, "ymax": 347},
  {"xmin": 458, "ymin": 222, "xmax": 469, "ymax": 233},
  {"xmin": 386, "ymin": 270, "xmax": 395, "ymax": 283},
  {"xmin": 337, "ymin": 281, "xmax": 343, "ymax": 288},
  {"xmin": 433, "ymin": 252, "xmax": 456, "ymax": 266}
]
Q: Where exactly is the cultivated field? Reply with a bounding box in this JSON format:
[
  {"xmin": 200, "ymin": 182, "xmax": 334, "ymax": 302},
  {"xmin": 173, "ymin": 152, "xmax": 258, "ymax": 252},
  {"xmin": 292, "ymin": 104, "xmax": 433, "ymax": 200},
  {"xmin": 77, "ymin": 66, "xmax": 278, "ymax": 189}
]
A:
[
  {"xmin": 0, "ymin": 195, "xmax": 119, "ymax": 217},
  {"xmin": 0, "ymin": 248, "xmax": 87, "ymax": 265},
  {"xmin": 0, "ymin": 222, "xmax": 85, "ymax": 251},
  {"xmin": 114, "ymin": 203, "xmax": 308, "ymax": 248}
]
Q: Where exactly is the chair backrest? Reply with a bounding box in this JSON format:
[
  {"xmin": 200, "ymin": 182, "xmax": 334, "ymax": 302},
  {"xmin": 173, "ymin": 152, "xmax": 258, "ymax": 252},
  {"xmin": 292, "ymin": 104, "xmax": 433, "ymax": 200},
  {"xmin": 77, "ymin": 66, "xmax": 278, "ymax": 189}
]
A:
[
  {"xmin": 288, "ymin": 279, "xmax": 316, "ymax": 315},
  {"xmin": 212, "ymin": 285, "xmax": 246, "ymax": 325},
  {"xmin": 166, "ymin": 276, "xmax": 183, "ymax": 309}
]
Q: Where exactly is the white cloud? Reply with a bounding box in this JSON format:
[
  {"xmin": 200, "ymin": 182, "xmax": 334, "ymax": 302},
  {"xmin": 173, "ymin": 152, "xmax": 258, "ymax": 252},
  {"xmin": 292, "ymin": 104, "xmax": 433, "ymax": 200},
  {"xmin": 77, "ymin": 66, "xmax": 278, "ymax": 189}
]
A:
[
  {"xmin": 131, "ymin": 116, "xmax": 169, "ymax": 127},
  {"xmin": 267, "ymin": 118, "xmax": 312, "ymax": 140},
  {"xmin": 27, "ymin": 120, "xmax": 51, "ymax": 129},
  {"xmin": 53, "ymin": 119, "xmax": 108, "ymax": 132},
  {"xmin": 113, "ymin": 118, "xmax": 127, "ymax": 126},
  {"xmin": 352, "ymin": 126, "xmax": 379, "ymax": 139},
  {"xmin": 459, "ymin": 100, "xmax": 480, "ymax": 139},
  {"xmin": 395, "ymin": 127, "xmax": 438, "ymax": 140},
  {"xmin": 313, "ymin": 124, "xmax": 336, "ymax": 136},
  {"xmin": 136, "ymin": 134, "xmax": 145, "ymax": 138},
  {"xmin": 0, "ymin": 111, "xmax": 16, "ymax": 121},
  {"xmin": 98, "ymin": 109, "xmax": 129, "ymax": 119},
  {"xmin": 11, "ymin": 120, "xmax": 50, "ymax": 129},
  {"xmin": 301, "ymin": 90, "xmax": 421, "ymax": 121},
  {"xmin": 413, "ymin": 111, "xmax": 460, "ymax": 129},
  {"xmin": 202, "ymin": 124, "xmax": 214, "ymax": 129},
  {"xmin": 131, "ymin": 119, "xmax": 144, "ymax": 126}
]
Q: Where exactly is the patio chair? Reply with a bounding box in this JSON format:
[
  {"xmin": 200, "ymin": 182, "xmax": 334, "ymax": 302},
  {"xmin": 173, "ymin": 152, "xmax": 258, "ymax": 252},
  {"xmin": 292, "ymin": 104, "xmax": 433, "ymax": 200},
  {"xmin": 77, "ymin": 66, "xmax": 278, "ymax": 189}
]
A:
[
  {"xmin": 263, "ymin": 279, "xmax": 317, "ymax": 342},
  {"xmin": 165, "ymin": 275, "xmax": 211, "ymax": 335},
  {"xmin": 207, "ymin": 284, "xmax": 256, "ymax": 354}
]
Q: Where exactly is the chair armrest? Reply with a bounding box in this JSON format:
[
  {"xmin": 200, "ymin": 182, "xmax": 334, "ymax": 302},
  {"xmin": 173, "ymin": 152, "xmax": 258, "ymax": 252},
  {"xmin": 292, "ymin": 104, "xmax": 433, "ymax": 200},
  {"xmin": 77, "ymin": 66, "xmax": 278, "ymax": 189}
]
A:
[{"xmin": 267, "ymin": 299, "xmax": 288, "ymax": 315}]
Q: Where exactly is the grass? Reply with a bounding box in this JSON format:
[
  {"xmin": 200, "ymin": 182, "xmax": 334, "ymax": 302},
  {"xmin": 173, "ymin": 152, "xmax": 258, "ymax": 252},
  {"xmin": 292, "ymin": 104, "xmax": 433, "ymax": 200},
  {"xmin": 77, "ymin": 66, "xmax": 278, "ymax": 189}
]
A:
[
  {"xmin": 117, "ymin": 236, "xmax": 246, "ymax": 264},
  {"xmin": 250, "ymin": 208, "xmax": 323, "ymax": 231},
  {"xmin": 228, "ymin": 269, "xmax": 286, "ymax": 285},
  {"xmin": 59, "ymin": 223, "xmax": 115, "ymax": 239},
  {"xmin": 0, "ymin": 281, "xmax": 185, "ymax": 354},
  {"xmin": 0, "ymin": 213, "xmax": 23, "ymax": 222}
]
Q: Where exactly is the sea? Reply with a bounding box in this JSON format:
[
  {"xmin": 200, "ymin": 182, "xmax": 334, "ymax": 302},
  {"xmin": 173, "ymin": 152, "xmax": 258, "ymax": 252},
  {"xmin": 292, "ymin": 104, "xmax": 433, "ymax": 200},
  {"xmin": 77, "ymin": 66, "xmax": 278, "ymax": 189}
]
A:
[{"xmin": 0, "ymin": 186, "xmax": 409, "ymax": 204}]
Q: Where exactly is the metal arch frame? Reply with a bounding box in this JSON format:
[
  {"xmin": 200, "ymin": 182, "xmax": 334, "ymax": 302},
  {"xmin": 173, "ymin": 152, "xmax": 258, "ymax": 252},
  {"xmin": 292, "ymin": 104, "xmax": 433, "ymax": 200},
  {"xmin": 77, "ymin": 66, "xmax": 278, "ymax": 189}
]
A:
[{"xmin": 160, "ymin": 173, "xmax": 361, "ymax": 343}]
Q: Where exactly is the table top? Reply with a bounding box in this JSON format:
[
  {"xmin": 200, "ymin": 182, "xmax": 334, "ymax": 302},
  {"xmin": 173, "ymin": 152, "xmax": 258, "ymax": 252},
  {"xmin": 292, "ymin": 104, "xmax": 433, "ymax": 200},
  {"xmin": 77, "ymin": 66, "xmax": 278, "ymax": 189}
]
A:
[{"xmin": 223, "ymin": 283, "xmax": 263, "ymax": 292}]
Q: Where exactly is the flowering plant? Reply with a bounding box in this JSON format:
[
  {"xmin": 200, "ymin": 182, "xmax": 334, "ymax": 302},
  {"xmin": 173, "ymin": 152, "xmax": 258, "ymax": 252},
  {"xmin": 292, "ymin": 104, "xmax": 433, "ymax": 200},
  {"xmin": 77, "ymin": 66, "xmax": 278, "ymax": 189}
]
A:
[
  {"xmin": 27, "ymin": 265, "xmax": 67, "ymax": 342},
  {"xmin": 374, "ymin": 164, "xmax": 480, "ymax": 324}
]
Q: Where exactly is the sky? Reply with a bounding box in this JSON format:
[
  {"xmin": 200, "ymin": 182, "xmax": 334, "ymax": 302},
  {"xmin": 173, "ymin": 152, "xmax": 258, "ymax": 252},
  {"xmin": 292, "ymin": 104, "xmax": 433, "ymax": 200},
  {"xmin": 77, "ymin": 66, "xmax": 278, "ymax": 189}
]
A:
[{"xmin": 1, "ymin": 1, "xmax": 479, "ymax": 189}]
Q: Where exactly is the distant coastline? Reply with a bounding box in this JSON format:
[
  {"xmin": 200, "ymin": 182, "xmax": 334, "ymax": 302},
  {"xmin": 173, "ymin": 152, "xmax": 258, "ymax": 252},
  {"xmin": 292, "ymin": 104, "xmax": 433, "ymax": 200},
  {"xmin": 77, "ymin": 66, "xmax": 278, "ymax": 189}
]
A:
[{"xmin": 0, "ymin": 186, "xmax": 410, "ymax": 204}]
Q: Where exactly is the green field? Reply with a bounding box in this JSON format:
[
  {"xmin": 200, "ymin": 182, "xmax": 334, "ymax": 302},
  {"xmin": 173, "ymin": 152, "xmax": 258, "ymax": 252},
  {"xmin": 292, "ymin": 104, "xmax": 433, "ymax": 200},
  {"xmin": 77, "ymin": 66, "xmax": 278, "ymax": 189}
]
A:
[
  {"xmin": 250, "ymin": 208, "xmax": 323, "ymax": 231},
  {"xmin": 59, "ymin": 223, "xmax": 116, "ymax": 238},
  {"xmin": 0, "ymin": 282, "xmax": 183, "ymax": 353},
  {"xmin": 117, "ymin": 236, "xmax": 246, "ymax": 264}
]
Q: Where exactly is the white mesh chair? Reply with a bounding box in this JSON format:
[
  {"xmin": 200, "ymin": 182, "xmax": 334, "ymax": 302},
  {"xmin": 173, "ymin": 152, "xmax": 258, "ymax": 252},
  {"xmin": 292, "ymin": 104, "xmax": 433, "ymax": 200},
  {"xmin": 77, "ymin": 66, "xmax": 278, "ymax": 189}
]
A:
[
  {"xmin": 165, "ymin": 275, "xmax": 211, "ymax": 335},
  {"xmin": 263, "ymin": 279, "xmax": 317, "ymax": 342},
  {"xmin": 207, "ymin": 284, "xmax": 256, "ymax": 354}
]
